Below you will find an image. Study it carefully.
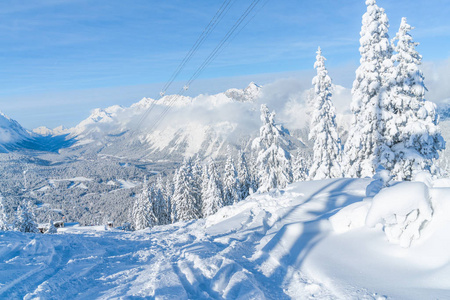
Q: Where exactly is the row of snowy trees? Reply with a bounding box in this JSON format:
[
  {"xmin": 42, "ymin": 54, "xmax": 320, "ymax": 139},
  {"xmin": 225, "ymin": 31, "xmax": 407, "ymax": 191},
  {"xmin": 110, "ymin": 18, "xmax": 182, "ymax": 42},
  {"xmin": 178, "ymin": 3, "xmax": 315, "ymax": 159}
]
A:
[
  {"xmin": 132, "ymin": 105, "xmax": 311, "ymax": 230},
  {"xmin": 344, "ymin": 0, "xmax": 444, "ymax": 179},
  {"xmin": 0, "ymin": 196, "xmax": 56, "ymax": 233},
  {"xmin": 308, "ymin": 0, "xmax": 444, "ymax": 181}
]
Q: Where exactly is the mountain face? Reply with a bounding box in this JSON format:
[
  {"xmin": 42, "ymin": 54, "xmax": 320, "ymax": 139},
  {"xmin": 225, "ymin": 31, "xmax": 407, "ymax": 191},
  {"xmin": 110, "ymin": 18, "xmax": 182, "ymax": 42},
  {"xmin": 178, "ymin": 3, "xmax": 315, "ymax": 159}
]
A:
[
  {"xmin": 0, "ymin": 112, "xmax": 75, "ymax": 153},
  {"xmin": 58, "ymin": 82, "xmax": 294, "ymax": 161},
  {"xmin": 1, "ymin": 83, "xmax": 281, "ymax": 159},
  {"xmin": 2, "ymin": 81, "xmax": 449, "ymax": 164},
  {"xmin": 0, "ymin": 112, "xmax": 39, "ymax": 152}
]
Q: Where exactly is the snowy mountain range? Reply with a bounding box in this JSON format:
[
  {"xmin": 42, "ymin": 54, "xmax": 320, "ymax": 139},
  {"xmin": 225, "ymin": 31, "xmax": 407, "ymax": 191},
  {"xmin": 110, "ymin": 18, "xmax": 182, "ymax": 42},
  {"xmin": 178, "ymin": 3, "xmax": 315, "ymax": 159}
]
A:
[
  {"xmin": 0, "ymin": 80, "xmax": 449, "ymax": 164},
  {"xmin": 0, "ymin": 82, "xmax": 308, "ymax": 160}
]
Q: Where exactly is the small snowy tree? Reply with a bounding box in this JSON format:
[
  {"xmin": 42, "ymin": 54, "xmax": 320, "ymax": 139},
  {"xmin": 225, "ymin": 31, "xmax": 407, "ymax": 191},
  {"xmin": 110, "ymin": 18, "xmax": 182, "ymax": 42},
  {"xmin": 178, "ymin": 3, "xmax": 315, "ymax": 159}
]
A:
[
  {"xmin": 132, "ymin": 178, "xmax": 156, "ymax": 230},
  {"xmin": 384, "ymin": 17, "xmax": 445, "ymax": 180},
  {"xmin": 155, "ymin": 175, "xmax": 171, "ymax": 225},
  {"xmin": 237, "ymin": 151, "xmax": 252, "ymax": 200},
  {"xmin": 223, "ymin": 151, "xmax": 240, "ymax": 205},
  {"xmin": 308, "ymin": 47, "xmax": 342, "ymax": 180},
  {"xmin": 292, "ymin": 151, "xmax": 309, "ymax": 182},
  {"xmin": 202, "ymin": 159, "xmax": 224, "ymax": 217},
  {"xmin": 14, "ymin": 201, "xmax": 39, "ymax": 233},
  {"xmin": 254, "ymin": 104, "xmax": 293, "ymax": 192},
  {"xmin": 173, "ymin": 158, "xmax": 202, "ymax": 221},
  {"xmin": 45, "ymin": 219, "xmax": 58, "ymax": 234},
  {"xmin": 344, "ymin": 0, "xmax": 393, "ymax": 178}
]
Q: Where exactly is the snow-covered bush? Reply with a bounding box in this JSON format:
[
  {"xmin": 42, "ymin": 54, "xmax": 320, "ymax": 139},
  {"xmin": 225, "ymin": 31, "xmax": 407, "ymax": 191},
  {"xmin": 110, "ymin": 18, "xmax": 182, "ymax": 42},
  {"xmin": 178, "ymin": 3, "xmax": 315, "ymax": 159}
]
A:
[
  {"xmin": 365, "ymin": 166, "xmax": 393, "ymax": 197},
  {"xmin": 45, "ymin": 220, "xmax": 58, "ymax": 234}
]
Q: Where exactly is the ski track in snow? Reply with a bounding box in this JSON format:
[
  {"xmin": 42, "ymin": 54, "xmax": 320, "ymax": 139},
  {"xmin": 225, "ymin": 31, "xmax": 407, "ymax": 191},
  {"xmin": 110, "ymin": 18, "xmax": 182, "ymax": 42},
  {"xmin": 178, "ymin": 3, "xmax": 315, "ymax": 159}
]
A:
[{"xmin": 0, "ymin": 178, "xmax": 426, "ymax": 299}]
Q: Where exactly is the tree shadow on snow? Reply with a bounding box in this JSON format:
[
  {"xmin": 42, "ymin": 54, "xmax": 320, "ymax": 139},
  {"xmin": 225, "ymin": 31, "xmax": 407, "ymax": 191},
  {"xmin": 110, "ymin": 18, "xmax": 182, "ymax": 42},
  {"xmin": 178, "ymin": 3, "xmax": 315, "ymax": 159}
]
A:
[{"xmin": 253, "ymin": 178, "xmax": 366, "ymax": 295}]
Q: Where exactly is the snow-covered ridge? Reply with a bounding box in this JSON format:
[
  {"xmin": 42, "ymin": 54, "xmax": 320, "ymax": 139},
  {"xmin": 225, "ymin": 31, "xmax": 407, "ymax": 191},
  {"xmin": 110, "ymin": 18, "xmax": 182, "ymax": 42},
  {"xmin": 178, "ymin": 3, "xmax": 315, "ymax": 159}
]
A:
[{"xmin": 0, "ymin": 111, "xmax": 32, "ymax": 144}]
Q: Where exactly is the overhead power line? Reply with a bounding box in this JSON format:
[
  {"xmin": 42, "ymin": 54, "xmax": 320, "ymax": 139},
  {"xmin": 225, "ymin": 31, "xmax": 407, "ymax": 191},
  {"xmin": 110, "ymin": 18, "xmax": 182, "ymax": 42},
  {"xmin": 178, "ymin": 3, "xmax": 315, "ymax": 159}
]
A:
[
  {"xmin": 143, "ymin": 0, "xmax": 265, "ymax": 134},
  {"xmin": 133, "ymin": 0, "xmax": 234, "ymax": 132}
]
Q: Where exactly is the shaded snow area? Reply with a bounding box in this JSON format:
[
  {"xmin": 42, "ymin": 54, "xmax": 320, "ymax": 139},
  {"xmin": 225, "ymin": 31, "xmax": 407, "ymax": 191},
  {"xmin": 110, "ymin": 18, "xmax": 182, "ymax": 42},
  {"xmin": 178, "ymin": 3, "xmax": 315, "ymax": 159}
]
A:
[{"xmin": 2, "ymin": 178, "xmax": 450, "ymax": 299}]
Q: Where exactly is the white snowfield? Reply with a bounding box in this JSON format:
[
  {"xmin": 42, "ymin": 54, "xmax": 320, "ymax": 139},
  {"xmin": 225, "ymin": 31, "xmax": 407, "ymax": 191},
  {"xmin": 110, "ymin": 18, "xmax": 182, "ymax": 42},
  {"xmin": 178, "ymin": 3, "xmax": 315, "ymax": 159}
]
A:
[{"xmin": 2, "ymin": 178, "xmax": 450, "ymax": 299}]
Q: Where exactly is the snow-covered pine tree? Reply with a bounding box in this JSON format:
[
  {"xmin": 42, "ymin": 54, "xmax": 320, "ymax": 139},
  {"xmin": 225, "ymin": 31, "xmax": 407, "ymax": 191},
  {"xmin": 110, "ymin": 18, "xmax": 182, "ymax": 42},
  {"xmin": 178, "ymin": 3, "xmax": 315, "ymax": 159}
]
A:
[
  {"xmin": 237, "ymin": 151, "xmax": 252, "ymax": 200},
  {"xmin": 155, "ymin": 174, "xmax": 171, "ymax": 225},
  {"xmin": 292, "ymin": 151, "xmax": 309, "ymax": 181},
  {"xmin": 202, "ymin": 159, "xmax": 224, "ymax": 217},
  {"xmin": 13, "ymin": 201, "xmax": 38, "ymax": 233},
  {"xmin": 247, "ymin": 151, "xmax": 260, "ymax": 193},
  {"xmin": 384, "ymin": 17, "xmax": 445, "ymax": 180},
  {"xmin": 192, "ymin": 155, "xmax": 204, "ymax": 198},
  {"xmin": 173, "ymin": 158, "xmax": 202, "ymax": 221},
  {"xmin": 223, "ymin": 150, "xmax": 240, "ymax": 205},
  {"xmin": 308, "ymin": 47, "xmax": 342, "ymax": 180},
  {"xmin": 132, "ymin": 178, "xmax": 155, "ymax": 230},
  {"xmin": 343, "ymin": 0, "xmax": 393, "ymax": 178},
  {"xmin": 254, "ymin": 104, "xmax": 293, "ymax": 192},
  {"xmin": 0, "ymin": 196, "xmax": 9, "ymax": 231},
  {"xmin": 164, "ymin": 174, "xmax": 175, "ymax": 223}
]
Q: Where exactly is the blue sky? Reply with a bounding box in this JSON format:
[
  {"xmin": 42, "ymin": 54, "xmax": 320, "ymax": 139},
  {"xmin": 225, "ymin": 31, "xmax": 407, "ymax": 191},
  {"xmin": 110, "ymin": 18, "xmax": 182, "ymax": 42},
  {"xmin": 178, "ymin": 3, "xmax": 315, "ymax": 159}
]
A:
[{"xmin": 0, "ymin": 0, "xmax": 449, "ymax": 128}]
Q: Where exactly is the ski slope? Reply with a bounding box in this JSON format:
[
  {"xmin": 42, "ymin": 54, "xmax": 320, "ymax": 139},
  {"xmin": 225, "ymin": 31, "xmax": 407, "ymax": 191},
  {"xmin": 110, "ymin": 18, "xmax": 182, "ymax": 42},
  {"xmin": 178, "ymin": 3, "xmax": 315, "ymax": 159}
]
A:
[{"xmin": 1, "ymin": 178, "xmax": 450, "ymax": 299}]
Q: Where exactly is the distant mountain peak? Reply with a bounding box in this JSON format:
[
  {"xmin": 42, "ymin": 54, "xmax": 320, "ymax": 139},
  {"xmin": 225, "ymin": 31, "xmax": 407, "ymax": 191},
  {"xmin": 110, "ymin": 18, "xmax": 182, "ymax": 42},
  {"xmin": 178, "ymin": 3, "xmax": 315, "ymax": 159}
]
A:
[{"xmin": 225, "ymin": 82, "xmax": 262, "ymax": 102}]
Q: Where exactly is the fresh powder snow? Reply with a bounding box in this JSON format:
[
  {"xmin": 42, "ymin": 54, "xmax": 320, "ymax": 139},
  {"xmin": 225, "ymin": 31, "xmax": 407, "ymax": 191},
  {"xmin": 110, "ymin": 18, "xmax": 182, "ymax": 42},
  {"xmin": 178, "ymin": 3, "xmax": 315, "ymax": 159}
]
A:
[{"xmin": 2, "ymin": 178, "xmax": 450, "ymax": 299}]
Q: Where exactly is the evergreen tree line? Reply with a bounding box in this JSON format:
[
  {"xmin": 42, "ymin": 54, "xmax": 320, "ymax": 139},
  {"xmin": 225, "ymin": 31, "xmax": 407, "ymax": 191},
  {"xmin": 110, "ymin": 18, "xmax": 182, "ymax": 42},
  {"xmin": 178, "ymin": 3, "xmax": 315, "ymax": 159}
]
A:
[{"xmin": 132, "ymin": 105, "xmax": 312, "ymax": 230}]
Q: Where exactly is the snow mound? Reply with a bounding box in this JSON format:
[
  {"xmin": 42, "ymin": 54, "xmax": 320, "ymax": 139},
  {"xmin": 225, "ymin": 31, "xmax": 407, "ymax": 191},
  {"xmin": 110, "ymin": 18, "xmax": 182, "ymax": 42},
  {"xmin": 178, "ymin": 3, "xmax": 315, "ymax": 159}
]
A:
[
  {"xmin": 332, "ymin": 179, "xmax": 435, "ymax": 248},
  {"xmin": 366, "ymin": 181, "xmax": 433, "ymax": 248}
]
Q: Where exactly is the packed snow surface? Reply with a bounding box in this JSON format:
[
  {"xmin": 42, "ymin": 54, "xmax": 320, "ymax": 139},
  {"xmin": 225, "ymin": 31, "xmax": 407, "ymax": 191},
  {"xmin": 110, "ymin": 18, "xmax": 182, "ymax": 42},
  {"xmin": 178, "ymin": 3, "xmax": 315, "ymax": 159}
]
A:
[{"xmin": 2, "ymin": 178, "xmax": 450, "ymax": 299}]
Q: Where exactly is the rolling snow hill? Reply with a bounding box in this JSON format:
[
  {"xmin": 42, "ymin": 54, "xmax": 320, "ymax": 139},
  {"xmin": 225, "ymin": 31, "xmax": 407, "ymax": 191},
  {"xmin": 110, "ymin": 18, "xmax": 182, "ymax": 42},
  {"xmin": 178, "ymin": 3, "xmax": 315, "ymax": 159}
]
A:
[{"xmin": 2, "ymin": 178, "xmax": 450, "ymax": 299}]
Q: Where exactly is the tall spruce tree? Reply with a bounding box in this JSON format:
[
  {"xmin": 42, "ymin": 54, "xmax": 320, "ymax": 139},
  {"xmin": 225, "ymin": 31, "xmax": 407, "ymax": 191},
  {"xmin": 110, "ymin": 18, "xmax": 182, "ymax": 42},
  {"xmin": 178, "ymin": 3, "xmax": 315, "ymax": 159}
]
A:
[
  {"xmin": 223, "ymin": 151, "xmax": 240, "ymax": 205},
  {"xmin": 132, "ymin": 178, "xmax": 156, "ymax": 230},
  {"xmin": 173, "ymin": 158, "xmax": 202, "ymax": 221},
  {"xmin": 384, "ymin": 17, "xmax": 445, "ymax": 179},
  {"xmin": 344, "ymin": 0, "xmax": 393, "ymax": 178},
  {"xmin": 254, "ymin": 104, "xmax": 292, "ymax": 192},
  {"xmin": 155, "ymin": 175, "xmax": 171, "ymax": 225},
  {"xmin": 292, "ymin": 151, "xmax": 309, "ymax": 182},
  {"xmin": 202, "ymin": 159, "xmax": 224, "ymax": 217},
  {"xmin": 237, "ymin": 151, "xmax": 252, "ymax": 200},
  {"xmin": 308, "ymin": 47, "xmax": 342, "ymax": 180}
]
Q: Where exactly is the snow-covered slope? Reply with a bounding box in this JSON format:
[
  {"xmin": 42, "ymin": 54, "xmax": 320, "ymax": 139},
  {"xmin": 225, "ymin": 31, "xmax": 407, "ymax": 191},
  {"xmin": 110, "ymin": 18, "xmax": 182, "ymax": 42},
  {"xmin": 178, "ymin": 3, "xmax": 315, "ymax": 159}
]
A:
[
  {"xmin": 0, "ymin": 112, "xmax": 32, "ymax": 150},
  {"xmin": 3, "ymin": 178, "xmax": 450, "ymax": 299}
]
